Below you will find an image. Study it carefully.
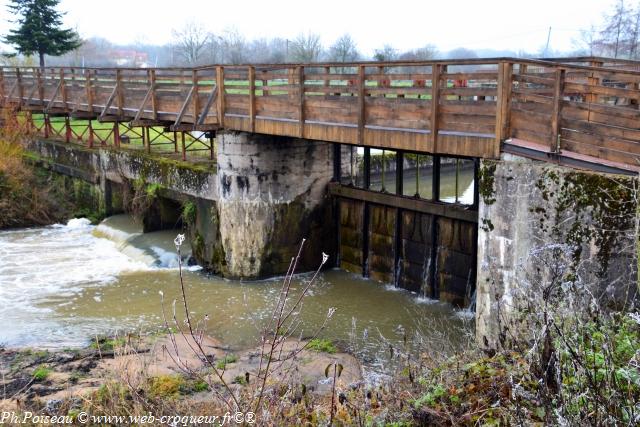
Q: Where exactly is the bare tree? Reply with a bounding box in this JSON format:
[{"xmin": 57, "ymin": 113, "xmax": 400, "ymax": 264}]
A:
[
  {"xmin": 171, "ymin": 21, "xmax": 211, "ymax": 65},
  {"xmin": 599, "ymin": 0, "xmax": 630, "ymax": 58},
  {"xmin": 328, "ymin": 34, "xmax": 360, "ymax": 62},
  {"xmin": 446, "ymin": 47, "xmax": 478, "ymax": 59},
  {"xmin": 398, "ymin": 44, "xmax": 438, "ymax": 61},
  {"xmin": 220, "ymin": 28, "xmax": 246, "ymax": 64},
  {"xmin": 573, "ymin": 25, "xmax": 600, "ymax": 57},
  {"xmin": 373, "ymin": 44, "xmax": 397, "ymax": 61},
  {"xmin": 626, "ymin": 4, "xmax": 640, "ymax": 59},
  {"xmin": 290, "ymin": 32, "xmax": 322, "ymax": 63}
]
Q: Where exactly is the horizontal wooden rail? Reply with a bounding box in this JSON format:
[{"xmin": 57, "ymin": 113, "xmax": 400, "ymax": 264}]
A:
[{"xmin": 2, "ymin": 56, "xmax": 640, "ymax": 167}]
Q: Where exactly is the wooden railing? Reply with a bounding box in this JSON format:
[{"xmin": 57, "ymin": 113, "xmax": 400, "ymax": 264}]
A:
[{"xmin": 1, "ymin": 57, "xmax": 640, "ymax": 168}]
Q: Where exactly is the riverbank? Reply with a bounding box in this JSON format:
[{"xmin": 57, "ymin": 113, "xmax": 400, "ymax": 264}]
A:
[{"xmin": 3, "ymin": 310, "xmax": 638, "ymax": 425}]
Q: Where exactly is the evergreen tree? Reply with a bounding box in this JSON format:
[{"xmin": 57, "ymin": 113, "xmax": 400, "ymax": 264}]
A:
[{"xmin": 4, "ymin": 0, "xmax": 81, "ymax": 68}]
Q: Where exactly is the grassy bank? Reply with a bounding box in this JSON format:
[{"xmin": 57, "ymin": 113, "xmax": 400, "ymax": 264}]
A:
[{"xmin": 0, "ymin": 111, "xmax": 60, "ymax": 228}]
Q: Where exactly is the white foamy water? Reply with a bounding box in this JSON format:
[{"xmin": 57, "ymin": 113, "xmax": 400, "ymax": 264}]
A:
[{"xmin": 0, "ymin": 218, "xmax": 151, "ymax": 314}]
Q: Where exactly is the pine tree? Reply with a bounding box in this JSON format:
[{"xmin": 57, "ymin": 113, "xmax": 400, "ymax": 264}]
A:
[{"xmin": 4, "ymin": 0, "xmax": 81, "ymax": 68}]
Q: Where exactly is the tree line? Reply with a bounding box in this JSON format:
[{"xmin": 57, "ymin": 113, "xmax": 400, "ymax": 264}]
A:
[{"xmin": 575, "ymin": 0, "xmax": 640, "ymax": 59}]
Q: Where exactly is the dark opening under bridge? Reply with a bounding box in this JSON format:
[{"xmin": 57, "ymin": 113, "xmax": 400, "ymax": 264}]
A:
[{"xmin": 2, "ymin": 56, "xmax": 640, "ymax": 173}]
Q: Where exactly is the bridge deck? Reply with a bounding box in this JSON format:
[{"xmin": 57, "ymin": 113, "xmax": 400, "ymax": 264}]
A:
[{"xmin": 2, "ymin": 56, "xmax": 640, "ymax": 170}]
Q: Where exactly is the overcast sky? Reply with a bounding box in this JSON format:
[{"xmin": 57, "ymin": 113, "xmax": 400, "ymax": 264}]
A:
[{"xmin": 0, "ymin": 0, "xmax": 618, "ymax": 55}]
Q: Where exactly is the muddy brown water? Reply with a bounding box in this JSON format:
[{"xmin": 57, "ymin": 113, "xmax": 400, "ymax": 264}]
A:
[{"xmin": 0, "ymin": 203, "xmax": 473, "ymax": 378}]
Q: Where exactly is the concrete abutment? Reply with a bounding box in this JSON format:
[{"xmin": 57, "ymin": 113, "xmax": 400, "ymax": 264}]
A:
[{"xmin": 475, "ymin": 154, "xmax": 639, "ymax": 349}]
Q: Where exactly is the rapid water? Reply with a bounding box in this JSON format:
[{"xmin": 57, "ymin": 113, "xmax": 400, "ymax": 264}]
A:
[{"xmin": 0, "ymin": 214, "xmax": 471, "ymax": 373}]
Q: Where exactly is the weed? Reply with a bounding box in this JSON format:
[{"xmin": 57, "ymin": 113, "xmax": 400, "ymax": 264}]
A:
[
  {"xmin": 307, "ymin": 338, "xmax": 337, "ymax": 354},
  {"xmin": 33, "ymin": 365, "xmax": 51, "ymax": 382},
  {"xmin": 215, "ymin": 354, "xmax": 237, "ymax": 370}
]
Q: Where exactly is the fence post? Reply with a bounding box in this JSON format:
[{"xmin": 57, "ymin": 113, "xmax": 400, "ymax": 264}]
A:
[
  {"xmin": 249, "ymin": 66, "xmax": 256, "ymax": 132},
  {"xmin": 430, "ymin": 64, "xmax": 441, "ymax": 153},
  {"xmin": 494, "ymin": 61, "xmax": 513, "ymax": 158},
  {"xmin": 16, "ymin": 68, "xmax": 23, "ymax": 106},
  {"xmin": 216, "ymin": 66, "xmax": 225, "ymax": 127},
  {"xmin": 298, "ymin": 65, "xmax": 305, "ymax": 138},
  {"xmin": 357, "ymin": 65, "xmax": 365, "ymax": 145},
  {"xmin": 550, "ymin": 68, "xmax": 566, "ymax": 153}
]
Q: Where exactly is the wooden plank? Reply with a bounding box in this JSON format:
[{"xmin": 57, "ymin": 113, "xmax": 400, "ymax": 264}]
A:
[
  {"xmin": 99, "ymin": 85, "xmax": 118, "ymax": 120},
  {"xmin": 45, "ymin": 80, "xmax": 62, "ymax": 111},
  {"xmin": 133, "ymin": 77, "xmax": 154, "ymax": 122},
  {"xmin": 441, "ymin": 72, "xmax": 498, "ymax": 81},
  {"xmin": 439, "ymin": 102, "xmax": 496, "ymax": 115},
  {"xmin": 173, "ymin": 85, "xmax": 195, "ymax": 126},
  {"xmin": 511, "ymin": 89, "xmax": 554, "ymax": 105},
  {"xmin": 197, "ymin": 86, "xmax": 218, "ymax": 125},
  {"xmin": 513, "ymin": 73, "xmax": 555, "ymax": 85},
  {"xmin": 560, "ymin": 117, "xmax": 640, "ymax": 141},
  {"xmin": 564, "ymin": 82, "xmax": 640, "ymax": 100},
  {"xmin": 562, "ymin": 138, "xmax": 640, "ymax": 166},
  {"xmin": 440, "ymin": 87, "xmax": 497, "ymax": 97}
]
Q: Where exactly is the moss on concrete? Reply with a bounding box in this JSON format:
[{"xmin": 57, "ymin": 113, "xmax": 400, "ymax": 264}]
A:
[{"xmin": 478, "ymin": 160, "xmax": 497, "ymax": 205}]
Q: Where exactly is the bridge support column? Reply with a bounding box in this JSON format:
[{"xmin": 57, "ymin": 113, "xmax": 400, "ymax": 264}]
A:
[
  {"xmin": 475, "ymin": 154, "xmax": 639, "ymax": 350},
  {"xmin": 216, "ymin": 131, "xmax": 337, "ymax": 278}
]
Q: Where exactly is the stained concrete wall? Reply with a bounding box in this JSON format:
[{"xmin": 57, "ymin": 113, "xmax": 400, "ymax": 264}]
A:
[
  {"xmin": 476, "ymin": 154, "xmax": 639, "ymax": 349},
  {"xmin": 216, "ymin": 131, "xmax": 338, "ymax": 278}
]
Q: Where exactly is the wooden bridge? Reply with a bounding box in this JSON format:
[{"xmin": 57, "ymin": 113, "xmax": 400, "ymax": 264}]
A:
[{"xmin": 2, "ymin": 56, "xmax": 640, "ymax": 172}]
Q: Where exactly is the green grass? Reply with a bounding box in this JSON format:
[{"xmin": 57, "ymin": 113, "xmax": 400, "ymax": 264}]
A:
[
  {"xmin": 33, "ymin": 365, "xmax": 52, "ymax": 382},
  {"xmin": 215, "ymin": 354, "xmax": 238, "ymax": 370},
  {"xmin": 307, "ymin": 338, "xmax": 337, "ymax": 354},
  {"xmin": 90, "ymin": 336, "xmax": 127, "ymax": 352}
]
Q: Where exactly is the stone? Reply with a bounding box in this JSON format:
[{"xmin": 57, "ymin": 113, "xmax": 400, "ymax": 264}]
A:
[{"xmin": 476, "ymin": 154, "xmax": 639, "ymax": 349}]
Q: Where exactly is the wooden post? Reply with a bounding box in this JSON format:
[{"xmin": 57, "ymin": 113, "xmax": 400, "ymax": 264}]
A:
[
  {"xmin": 192, "ymin": 69, "xmax": 200, "ymax": 126},
  {"xmin": 173, "ymin": 130, "xmax": 178, "ymax": 153},
  {"xmin": 60, "ymin": 69, "xmax": 68, "ymax": 111},
  {"xmin": 44, "ymin": 114, "xmax": 50, "ymax": 138},
  {"xmin": 324, "ymin": 66, "xmax": 330, "ymax": 96},
  {"xmin": 64, "ymin": 115, "xmax": 71, "ymax": 143},
  {"xmin": 150, "ymin": 69, "xmax": 157, "ymax": 120},
  {"xmin": 357, "ymin": 65, "xmax": 365, "ymax": 145},
  {"xmin": 144, "ymin": 126, "xmax": 150, "ymax": 152},
  {"xmin": 37, "ymin": 68, "xmax": 44, "ymax": 106},
  {"xmin": 494, "ymin": 61, "xmax": 513, "ymax": 158},
  {"xmin": 88, "ymin": 119, "xmax": 94, "ymax": 148},
  {"xmin": 115, "ymin": 69, "xmax": 123, "ymax": 117},
  {"xmin": 181, "ymin": 131, "xmax": 186, "ymax": 161},
  {"xmin": 216, "ymin": 66, "xmax": 225, "ymax": 127},
  {"xmin": 248, "ymin": 66, "xmax": 256, "ymax": 132},
  {"xmin": 298, "ymin": 65, "xmax": 305, "ymax": 138},
  {"xmin": 0, "ymin": 68, "xmax": 4, "ymax": 102},
  {"xmin": 430, "ymin": 64, "xmax": 441, "ymax": 153},
  {"xmin": 586, "ymin": 60, "xmax": 603, "ymax": 120},
  {"xmin": 16, "ymin": 68, "xmax": 23, "ymax": 106},
  {"xmin": 85, "ymin": 70, "xmax": 94, "ymax": 113},
  {"xmin": 550, "ymin": 68, "xmax": 565, "ymax": 153},
  {"xmin": 113, "ymin": 121, "xmax": 120, "ymax": 148}
]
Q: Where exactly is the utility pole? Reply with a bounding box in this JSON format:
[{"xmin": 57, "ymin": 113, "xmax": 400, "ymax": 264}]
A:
[{"xmin": 544, "ymin": 27, "xmax": 552, "ymax": 57}]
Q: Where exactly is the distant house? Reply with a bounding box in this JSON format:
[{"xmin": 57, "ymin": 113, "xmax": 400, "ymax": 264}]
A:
[{"xmin": 110, "ymin": 49, "xmax": 149, "ymax": 67}]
